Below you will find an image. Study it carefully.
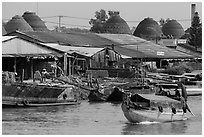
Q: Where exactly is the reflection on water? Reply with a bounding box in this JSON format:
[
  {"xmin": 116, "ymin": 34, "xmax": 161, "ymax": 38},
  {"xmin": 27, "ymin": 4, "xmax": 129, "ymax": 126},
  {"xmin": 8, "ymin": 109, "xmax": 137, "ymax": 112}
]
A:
[{"xmin": 2, "ymin": 96, "xmax": 202, "ymax": 135}]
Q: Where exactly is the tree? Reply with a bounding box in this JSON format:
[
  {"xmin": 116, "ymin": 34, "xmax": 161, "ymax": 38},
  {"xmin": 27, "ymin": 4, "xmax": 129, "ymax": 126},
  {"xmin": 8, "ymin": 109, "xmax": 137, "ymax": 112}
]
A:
[
  {"xmin": 108, "ymin": 11, "xmax": 120, "ymax": 17},
  {"xmin": 52, "ymin": 26, "xmax": 90, "ymax": 33},
  {"xmin": 159, "ymin": 18, "xmax": 170, "ymax": 27},
  {"xmin": 89, "ymin": 9, "xmax": 108, "ymax": 33},
  {"xmin": 188, "ymin": 12, "xmax": 202, "ymax": 50},
  {"xmin": 89, "ymin": 10, "xmax": 120, "ymax": 33}
]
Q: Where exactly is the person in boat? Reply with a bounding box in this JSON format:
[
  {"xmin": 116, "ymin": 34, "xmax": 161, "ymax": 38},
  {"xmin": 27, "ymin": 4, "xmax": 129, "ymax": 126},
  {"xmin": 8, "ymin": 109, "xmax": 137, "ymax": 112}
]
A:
[
  {"xmin": 41, "ymin": 68, "xmax": 49, "ymax": 82},
  {"xmin": 122, "ymin": 94, "xmax": 131, "ymax": 109},
  {"xmin": 156, "ymin": 86, "xmax": 171, "ymax": 97},
  {"xmin": 63, "ymin": 93, "xmax": 68, "ymax": 100},
  {"xmin": 174, "ymin": 88, "xmax": 181, "ymax": 98},
  {"xmin": 155, "ymin": 86, "xmax": 163, "ymax": 95}
]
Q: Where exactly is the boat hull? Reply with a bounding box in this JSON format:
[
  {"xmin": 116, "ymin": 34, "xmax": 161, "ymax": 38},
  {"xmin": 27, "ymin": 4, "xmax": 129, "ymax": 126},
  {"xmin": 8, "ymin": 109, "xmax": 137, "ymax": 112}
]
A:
[
  {"xmin": 88, "ymin": 87, "xmax": 125, "ymax": 102},
  {"xmin": 121, "ymin": 103, "xmax": 186, "ymax": 123},
  {"xmin": 2, "ymin": 100, "xmax": 80, "ymax": 108}
]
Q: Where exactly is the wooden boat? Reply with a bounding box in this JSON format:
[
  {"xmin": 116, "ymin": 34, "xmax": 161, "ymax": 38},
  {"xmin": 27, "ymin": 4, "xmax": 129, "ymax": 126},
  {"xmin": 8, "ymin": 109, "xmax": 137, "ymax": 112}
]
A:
[
  {"xmin": 127, "ymin": 84, "xmax": 154, "ymax": 94},
  {"xmin": 88, "ymin": 89, "xmax": 108, "ymax": 102},
  {"xmin": 88, "ymin": 82, "xmax": 154, "ymax": 102},
  {"xmin": 155, "ymin": 82, "xmax": 202, "ymax": 97},
  {"xmin": 121, "ymin": 102, "xmax": 185, "ymax": 123},
  {"xmin": 186, "ymin": 86, "xmax": 202, "ymax": 96},
  {"xmin": 121, "ymin": 93, "xmax": 189, "ymax": 123},
  {"xmin": 88, "ymin": 87, "xmax": 125, "ymax": 102},
  {"xmin": 2, "ymin": 98, "xmax": 80, "ymax": 108},
  {"xmin": 2, "ymin": 83, "xmax": 80, "ymax": 108}
]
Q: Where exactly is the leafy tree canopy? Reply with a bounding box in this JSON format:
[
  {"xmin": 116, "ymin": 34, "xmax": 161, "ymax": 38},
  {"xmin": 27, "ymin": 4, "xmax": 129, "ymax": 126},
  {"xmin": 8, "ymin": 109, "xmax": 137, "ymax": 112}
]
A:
[
  {"xmin": 89, "ymin": 9, "xmax": 120, "ymax": 33},
  {"xmin": 188, "ymin": 12, "xmax": 202, "ymax": 50}
]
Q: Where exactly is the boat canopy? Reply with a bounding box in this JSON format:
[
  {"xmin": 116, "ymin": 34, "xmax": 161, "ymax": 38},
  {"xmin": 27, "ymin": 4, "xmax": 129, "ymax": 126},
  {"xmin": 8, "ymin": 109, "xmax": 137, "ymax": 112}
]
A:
[
  {"xmin": 155, "ymin": 83, "xmax": 178, "ymax": 89},
  {"xmin": 131, "ymin": 93, "xmax": 182, "ymax": 108}
]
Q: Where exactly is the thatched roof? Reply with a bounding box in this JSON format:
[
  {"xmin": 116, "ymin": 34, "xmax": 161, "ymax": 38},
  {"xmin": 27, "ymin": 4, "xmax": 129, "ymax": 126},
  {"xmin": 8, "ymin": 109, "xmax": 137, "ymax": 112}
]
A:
[
  {"xmin": 133, "ymin": 18, "xmax": 162, "ymax": 38},
  {"xmin": 4, "ymin": 15, "xmax": 33, "ymax": 33},
  {"xmin": 22, "ymin": 11, "xmax": 49, "ymax": 31},
  {"xmin": 162, "ymin": 20, "xmax": 185, "ymax": 39},
  {"xmin": 104, "ymin": 15, "xmax": 131, "ymax": 34}
]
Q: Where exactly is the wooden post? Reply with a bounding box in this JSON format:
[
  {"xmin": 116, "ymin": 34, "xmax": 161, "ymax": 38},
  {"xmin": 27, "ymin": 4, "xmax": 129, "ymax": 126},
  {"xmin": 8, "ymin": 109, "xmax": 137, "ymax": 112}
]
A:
[
  {"xmin": 20, "ymin": 69, "xmax": 24, "ymax": 83},
  {"xmin": 87, "ymin": 71, "xmax": 93, "ymax": 88},
  {"xmin": 14, "ymin": 57, "xmax": 16, "ymax": 73},
  {"xmin": 89, "ymin": 58, "xmax": 92, "ymax": 68},
  {"xmin": 31, "ymin": 58, "xmax": 33, "ymax": 80},
  {"xmin": 64, "ymin": 53, "xmax": 67, "ymax": 76},
  {"xmin": 160, "ymin": 59, "xmax": 162, "ymax": 68},
  {"xmin": 68, "ymin": 57, "xmax": 71, "ymax": 75},
  {"xmin": 151, "ymin": 61, "xmax": 153, "ymax": 70}
]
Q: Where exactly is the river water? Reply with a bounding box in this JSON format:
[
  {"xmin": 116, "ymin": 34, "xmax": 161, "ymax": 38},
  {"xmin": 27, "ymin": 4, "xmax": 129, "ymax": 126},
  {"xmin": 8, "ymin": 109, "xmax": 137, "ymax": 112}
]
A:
[{"xmin": 2, "ymin": 96, "xmax": 202, "ymax": 135}]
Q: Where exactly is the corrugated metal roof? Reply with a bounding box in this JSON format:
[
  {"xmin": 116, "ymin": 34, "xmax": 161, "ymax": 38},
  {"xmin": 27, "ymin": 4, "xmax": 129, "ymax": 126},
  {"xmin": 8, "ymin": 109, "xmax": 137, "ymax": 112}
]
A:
[
  {"xmin": 2, "ymin": 36, "xmax": 62, "ymax": 57},
  {"xmin": 42, "ymin": 43, "xmax": 105, "ymax": 57},
  {"xmin": 20, "ymin": 31, "xmax": 117, "ymax": 46},
  {"xmin": 2, "ymin": 36, "xmax": 17, "ymax": 42},
  {"xmin": 97, "ymin": 33, "xmax": 146, "ymax": 45},
  {"xmin": 97, "ymin": 34, "xmax": 194, "ymax": 59},
  {"xmin": 6, "ymin": 31, "xmax": 196, "ymax": 59}
]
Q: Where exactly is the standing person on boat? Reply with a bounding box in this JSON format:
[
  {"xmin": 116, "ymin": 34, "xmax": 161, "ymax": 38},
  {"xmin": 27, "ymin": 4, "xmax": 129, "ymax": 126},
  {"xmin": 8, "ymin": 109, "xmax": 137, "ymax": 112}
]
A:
[
  {"xmin": 41, "ymin": 68, "xmax": 49, "ymax": 83},
  {"xmin": 178, "ymin": 81, "xmax": 195, "ymax": 118},
  {"xmin": 177, "ymin": 81, "xmax": 187, "ymax": 101}
]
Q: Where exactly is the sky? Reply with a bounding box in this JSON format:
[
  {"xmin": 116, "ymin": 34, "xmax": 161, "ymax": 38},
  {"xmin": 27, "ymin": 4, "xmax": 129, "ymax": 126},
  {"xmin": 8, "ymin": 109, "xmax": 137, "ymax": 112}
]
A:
[{"xmin": 2, "ymin": 1, "xmax": 202, "ymax": 31}]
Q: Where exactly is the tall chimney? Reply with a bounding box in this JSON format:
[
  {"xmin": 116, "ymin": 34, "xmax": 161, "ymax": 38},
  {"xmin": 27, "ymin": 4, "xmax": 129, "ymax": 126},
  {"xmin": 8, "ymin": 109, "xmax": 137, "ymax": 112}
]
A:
[{"xmin": 191, "ymin": 4, "xmax": 196, "ymax": 26}]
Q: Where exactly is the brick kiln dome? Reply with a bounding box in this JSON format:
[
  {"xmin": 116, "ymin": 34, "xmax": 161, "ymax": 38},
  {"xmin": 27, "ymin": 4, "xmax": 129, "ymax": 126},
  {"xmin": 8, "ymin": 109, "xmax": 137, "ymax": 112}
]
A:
[
  {"xmin": 162, "ymin": 19, "xmax": 185, "ymax": 39},
  {"xmin": 133, "ymin": 18, "xmax": 162, "ymax": 39},
  {"xmin": 104, "ymin": 14, "xmax": 131, "ymax": 34},
  {"xmin": 4, "ymin": 15, "xmax": 34, "ymax": 33},
  {"xmin": 22, "ymin": 11, "xmax": 49, "ymax": 31}
]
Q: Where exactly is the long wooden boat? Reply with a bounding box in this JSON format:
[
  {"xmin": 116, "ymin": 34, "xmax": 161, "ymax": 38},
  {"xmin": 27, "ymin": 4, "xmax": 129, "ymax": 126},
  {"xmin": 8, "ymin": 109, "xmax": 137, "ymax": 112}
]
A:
[
  {"xmin": 2, "ymin": 99, "xmax": 80, "ymax": 108},
  {"xmin": 2, "ymin": 83, "xmax": 80, "ymax": 108},
  {"xmin": 121, "ymin": 93, "xmax": 188, "ymax": 123}
]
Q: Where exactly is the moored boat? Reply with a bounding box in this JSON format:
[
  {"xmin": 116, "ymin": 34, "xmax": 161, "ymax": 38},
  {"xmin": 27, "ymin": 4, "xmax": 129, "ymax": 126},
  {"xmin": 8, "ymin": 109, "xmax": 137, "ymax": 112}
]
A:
[
  {"xmin": 2, "ymin": 99, "xmax": 80, "ymax": 108},
  {"xmin": 2, "ymin": 83, "xmax": 80, "ymax": 108},
  {"xmin": 88, "ymin": 87, "xmax": 125, "ymax": 102}
]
